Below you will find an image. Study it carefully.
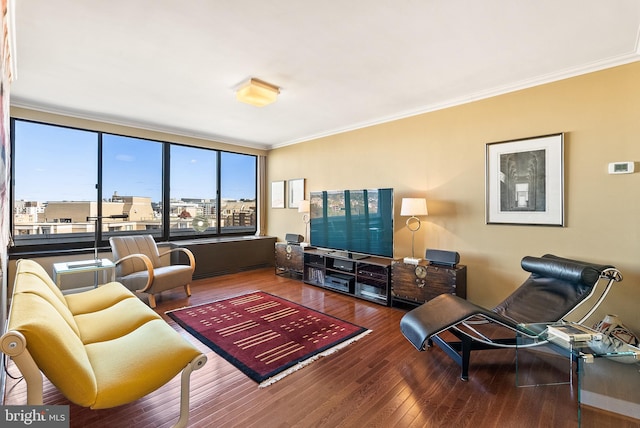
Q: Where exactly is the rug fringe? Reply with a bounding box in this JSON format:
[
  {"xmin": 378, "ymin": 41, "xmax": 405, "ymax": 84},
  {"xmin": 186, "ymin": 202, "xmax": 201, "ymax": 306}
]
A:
[{"xmin": 258, "ymin": 329, "xmax": 373, "ymax": 388}]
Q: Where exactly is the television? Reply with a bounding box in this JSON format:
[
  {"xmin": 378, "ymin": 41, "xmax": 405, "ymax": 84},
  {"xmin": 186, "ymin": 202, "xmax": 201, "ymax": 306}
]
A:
[{"xmin": 309, "ymin": 188, "xmax": 394, "ymax": 259}]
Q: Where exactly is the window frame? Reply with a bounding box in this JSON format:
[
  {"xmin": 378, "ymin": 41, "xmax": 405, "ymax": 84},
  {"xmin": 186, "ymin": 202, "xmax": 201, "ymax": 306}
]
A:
[{"xmin": 9, "ymin": 118, "xmax": 258, "ymax": 255}]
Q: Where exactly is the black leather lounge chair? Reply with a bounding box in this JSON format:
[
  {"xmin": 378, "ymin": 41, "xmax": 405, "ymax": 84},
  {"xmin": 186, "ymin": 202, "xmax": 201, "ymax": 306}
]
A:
[{"xmin": 400, "ymin": 254, "xmax": 623, "ymax": 380}]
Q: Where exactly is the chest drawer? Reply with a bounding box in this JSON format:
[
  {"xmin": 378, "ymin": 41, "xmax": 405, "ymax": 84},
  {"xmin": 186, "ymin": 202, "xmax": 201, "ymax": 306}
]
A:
[
  {"xmin": 275, "ymin": 243, "xmax": 304, "ymax": 274},
  {"xmin": 391, "ymin": 261, "xmax": 466, "ymax": 306}
]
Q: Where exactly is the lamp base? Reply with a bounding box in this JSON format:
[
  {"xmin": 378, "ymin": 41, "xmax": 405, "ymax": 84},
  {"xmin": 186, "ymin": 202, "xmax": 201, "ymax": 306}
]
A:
[{"xmin": 403, "ymin": 257, "xmax": 422, "ymax": 265}]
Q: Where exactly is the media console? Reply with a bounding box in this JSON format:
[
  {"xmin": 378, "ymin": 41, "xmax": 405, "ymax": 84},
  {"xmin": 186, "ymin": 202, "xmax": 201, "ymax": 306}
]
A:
[{"xmin": 303, "ymin": 248, "xmax": 393, "ymax": 306}]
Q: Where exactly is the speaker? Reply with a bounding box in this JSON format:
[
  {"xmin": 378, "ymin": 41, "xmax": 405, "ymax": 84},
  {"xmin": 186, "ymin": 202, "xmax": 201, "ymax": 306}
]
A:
[
  {"xmin": 425, "ymin": 249, "xmax": 460, "ymax": 267},
  {"xmin": 285, "ymin": 233, "xmax": 304, "ymax": 244}
]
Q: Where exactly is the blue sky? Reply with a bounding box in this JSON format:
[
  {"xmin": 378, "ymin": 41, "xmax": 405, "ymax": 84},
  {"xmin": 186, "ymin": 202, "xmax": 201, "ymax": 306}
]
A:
[{"xmin": 14, "ymin": 120, "xmax": 256, "ymax": 202}]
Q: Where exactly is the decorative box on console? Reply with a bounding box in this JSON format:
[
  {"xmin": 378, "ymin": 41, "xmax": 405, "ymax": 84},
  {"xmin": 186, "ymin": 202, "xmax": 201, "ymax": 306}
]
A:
[
  {"xmin": 391, "ymin": 260, "xmax": 467, "ymax": 307},
  {"xmin": 275, "ymin": 242, "xmax": 304, "ymax": 279}
]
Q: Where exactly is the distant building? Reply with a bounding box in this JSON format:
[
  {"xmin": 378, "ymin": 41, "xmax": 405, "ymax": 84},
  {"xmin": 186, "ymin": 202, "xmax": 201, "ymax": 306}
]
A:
[
  {"xmin": 116, "ymin": 195, "xmax": 156, "ymax": 222},
  {"xmin": 13, "ymin": 194, "xmax": 256, "ymax": 236}
]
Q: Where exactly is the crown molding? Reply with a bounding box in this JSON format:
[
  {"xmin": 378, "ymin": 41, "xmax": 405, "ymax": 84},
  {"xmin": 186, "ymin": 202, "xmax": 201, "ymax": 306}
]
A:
[{"xmin": 271, "ymin": 53, "xmax": 640, "ymax": 149}]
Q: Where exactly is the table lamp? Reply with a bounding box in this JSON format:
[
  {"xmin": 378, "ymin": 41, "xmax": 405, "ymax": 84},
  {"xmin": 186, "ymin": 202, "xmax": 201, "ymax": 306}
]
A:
[
  {"xmin": 298, "ymin": 200, "xmax": 311, "ymax": 246},
  {"xmin": 400, "ymin": 198, "xmax": 428, "ymax": 265}
]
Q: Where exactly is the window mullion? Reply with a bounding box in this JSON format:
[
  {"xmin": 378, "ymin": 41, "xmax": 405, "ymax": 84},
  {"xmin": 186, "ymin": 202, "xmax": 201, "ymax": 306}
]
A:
[
  {"xmin": 216, "ymin": 150, "xmax": 222, "ymax": 234},
  {"xmin": 163, "ymin": 142, "xmax": 170, "ymax": 240},
  {"xmin": 97, "ymin": 133, "xmax": 103, "ymax": 245}
]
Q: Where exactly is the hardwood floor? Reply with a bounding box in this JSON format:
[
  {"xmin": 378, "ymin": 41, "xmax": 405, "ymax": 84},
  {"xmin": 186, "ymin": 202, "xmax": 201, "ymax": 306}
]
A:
[{"xmin": 3, "ymin": 268, "xmax": 636, "ymax": 427}]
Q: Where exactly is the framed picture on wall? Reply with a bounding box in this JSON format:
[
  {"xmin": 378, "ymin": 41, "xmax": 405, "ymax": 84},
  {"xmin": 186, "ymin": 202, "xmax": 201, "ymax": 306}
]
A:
[
  {"xmin": 271, "ymin": 180, "xmax": 285, "ymax": 208},
  {"xmin": 485, "ymin": 133, "xmax": 564, "ymax": 226},
  {"xmin": 288, "ymin": 178, "xmax": 305, "ymax": 209}
]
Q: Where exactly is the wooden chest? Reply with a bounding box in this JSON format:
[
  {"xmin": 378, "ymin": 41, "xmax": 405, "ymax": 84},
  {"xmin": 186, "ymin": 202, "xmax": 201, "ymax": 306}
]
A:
[
  {"xmin": 391, "ymin": 260, "xmax": 466, "ymax": 306},
  {"xmin": 275, "ymin": 243, "xmax": 304, "ymax": 278}
]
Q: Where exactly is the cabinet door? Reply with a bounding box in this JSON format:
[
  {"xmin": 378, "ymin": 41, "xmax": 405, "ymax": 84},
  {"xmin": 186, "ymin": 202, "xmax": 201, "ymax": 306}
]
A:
[{"xmin": 355, "ymin": 264, "xmax": 389, "ymax": 304}]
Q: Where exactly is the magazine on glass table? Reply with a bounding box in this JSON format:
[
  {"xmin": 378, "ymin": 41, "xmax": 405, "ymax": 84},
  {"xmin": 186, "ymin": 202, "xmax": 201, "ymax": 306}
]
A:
[
  {"xmin": 66, "ymin": 259, "xmax": 103, "ymax": 269},
  {"xmin": 546, "ymin": 322, "xmax": 603, "ymax": 343}
]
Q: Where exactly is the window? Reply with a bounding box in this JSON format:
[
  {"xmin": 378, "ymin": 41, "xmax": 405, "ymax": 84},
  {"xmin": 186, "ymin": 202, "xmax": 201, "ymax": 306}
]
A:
[
  {"xmin": 10, "ymin": 119, "xmax": 258, "ymax": 251},
  {"xmin": 220, "ymin": 152, "xmax": 257, "ymax": 234},
  {"xmin": 12, "ymin": 120, "xmax": 97, "ymax": 246},
  {"xmin": 102, "ymin": 134, "xmax": 164, "ymax": 238},
  {"xmin": 170, "ymin": 144, "xmax": 217, "ymax": 237}
]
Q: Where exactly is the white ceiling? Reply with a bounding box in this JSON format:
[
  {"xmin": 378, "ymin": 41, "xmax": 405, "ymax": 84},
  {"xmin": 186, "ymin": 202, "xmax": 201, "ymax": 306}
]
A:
[{"xmin": 10, "ymin": 1, "xmax": 640, "ymax": 150}]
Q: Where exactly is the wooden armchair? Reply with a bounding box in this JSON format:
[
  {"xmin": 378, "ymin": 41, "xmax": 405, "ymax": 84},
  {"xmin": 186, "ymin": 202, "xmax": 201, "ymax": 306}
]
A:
[{"xmin": 109, "ymin": 235, "xmax": 195, "ymax": 308}]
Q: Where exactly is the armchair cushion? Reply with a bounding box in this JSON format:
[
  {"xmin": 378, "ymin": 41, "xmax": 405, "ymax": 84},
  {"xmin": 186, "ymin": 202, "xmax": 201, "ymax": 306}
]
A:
[
  {"xmin": 12, "ymin": 272, "xmax": 80, "ymax": 336},
  {"xmin": 117, "ymin": 265, "xmax": 193, "ymax": 294},
  {"xmin": 117, "ymin": 269, "xmax": 153, "ymax": 293},
  {"xmin": 9, "ymin": 291, "xmax": 98, "ymax": 407},
  {"xmin": 73, "ymin": 297, "xmax": 160, "ymax": 345},
  {"xmin": 86, "ymin": 319, "xmax": 203, "ymax": 409},
  {"xmin": 149, "ymin": 265, "xmax": 194, "ymax": 291},
  {"xmin": 110, "ymin": 235, "xmax": 162, "ymax": 276},
  {"xmin": 64, "ymin": 282, "xmax": 135, "ymax": 315}
]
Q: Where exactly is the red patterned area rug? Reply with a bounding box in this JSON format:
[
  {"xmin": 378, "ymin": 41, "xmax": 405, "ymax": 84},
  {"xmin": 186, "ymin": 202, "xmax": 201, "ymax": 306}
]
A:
[{"xmin": 166, "ymin": 291, "xmax": 371, "ymax": 387}]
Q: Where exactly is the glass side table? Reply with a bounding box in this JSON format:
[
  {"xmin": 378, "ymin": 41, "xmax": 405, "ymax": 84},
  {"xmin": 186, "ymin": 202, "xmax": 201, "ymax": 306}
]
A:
[
  {"xmin": 52, "ymin": 258, "xmax": 116, "ymax": 291},
  {"xmin": 577, "ymin": 339, "xmax": 640, "ymax": 425},
  {"xmin": 516, "ymin": 322, "xmax": 640, "ymax": 426},
  {"xmin": 515, "ymin": 322, "xmax": 574, "ymax": 387}
]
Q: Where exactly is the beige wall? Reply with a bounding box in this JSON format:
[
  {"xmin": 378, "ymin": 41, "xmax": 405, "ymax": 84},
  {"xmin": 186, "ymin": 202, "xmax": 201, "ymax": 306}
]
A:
[{"xmin": 267, "ymin": 62, "xmax": 640, "ymax": 332}]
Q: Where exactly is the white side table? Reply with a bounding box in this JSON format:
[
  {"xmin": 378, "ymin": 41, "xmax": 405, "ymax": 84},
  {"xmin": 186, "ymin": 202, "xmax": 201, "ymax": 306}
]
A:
[{"xmin": 52, "ymin": 258, "xmax": 116, "ymax": 290}]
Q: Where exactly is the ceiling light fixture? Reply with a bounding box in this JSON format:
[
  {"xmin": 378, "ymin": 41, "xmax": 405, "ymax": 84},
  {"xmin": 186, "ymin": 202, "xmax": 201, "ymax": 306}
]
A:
[{"xmin": 236, "ymin": 78, "xmax": 280, "ymax": 107}]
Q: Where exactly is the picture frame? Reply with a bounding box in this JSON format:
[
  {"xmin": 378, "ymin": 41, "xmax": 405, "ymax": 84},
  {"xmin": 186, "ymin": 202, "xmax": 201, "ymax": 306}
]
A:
[
  {"xmin": 486, "ymin": 133, "xmax": 564, "ymax": 226},
  {"xmin": 288, "ymin": 178, "xmax": 305, "ymax": 209},
  {"xmin": 271, "ymin": 180, "xmax": 285, "ymax": 208}
]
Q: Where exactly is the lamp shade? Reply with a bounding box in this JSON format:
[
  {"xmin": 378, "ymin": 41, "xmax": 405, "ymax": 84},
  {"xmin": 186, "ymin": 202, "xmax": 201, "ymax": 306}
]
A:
[
  {"xmin": 298, "ymin": 200, "xmax": 310, "ymax": 213},
  {"xmin": 236, "ymin": 78, "xmax": 279, "ymax": 107},
  {"xmin": 400, "ymin": 198, "xmax": 428, "ymax": 216}
]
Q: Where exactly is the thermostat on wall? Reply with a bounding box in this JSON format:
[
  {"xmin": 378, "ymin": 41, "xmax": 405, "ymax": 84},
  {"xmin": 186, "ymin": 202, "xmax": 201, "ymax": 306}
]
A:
[{"xmin": 608, "ymin": 161, "xmax": 635, "ymax": 174}]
